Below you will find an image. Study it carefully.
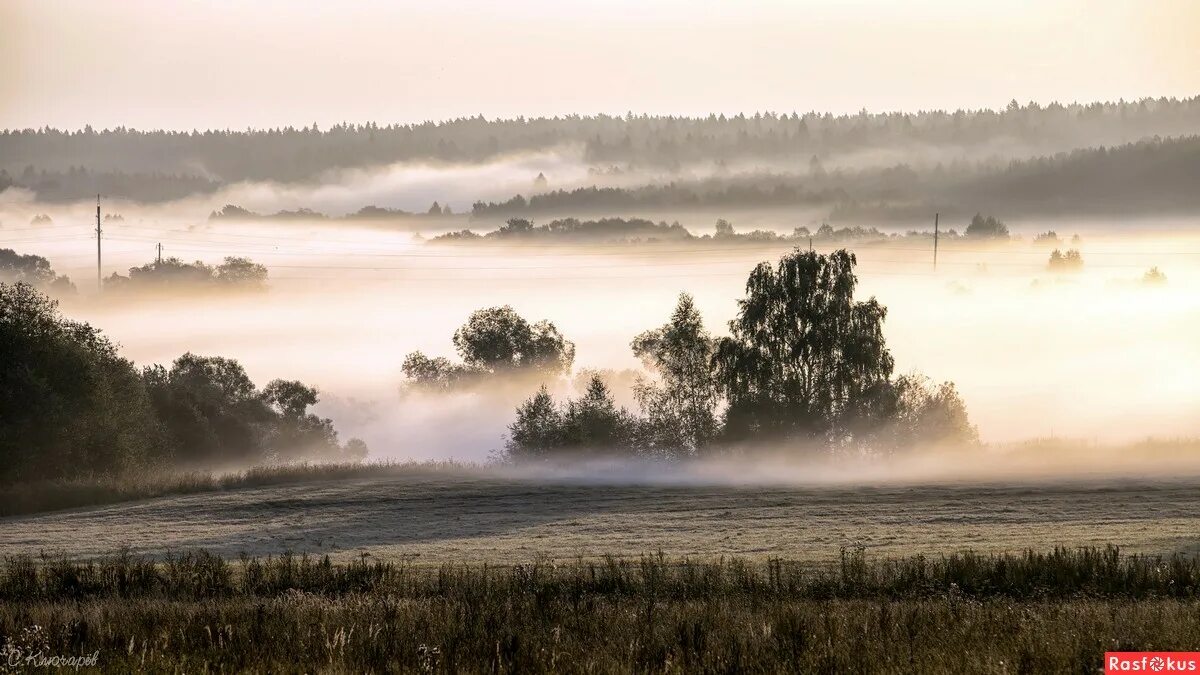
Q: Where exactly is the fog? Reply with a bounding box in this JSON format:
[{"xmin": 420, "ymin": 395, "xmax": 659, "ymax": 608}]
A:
[{"xmin": 3, "ymin": 195, "xmax": 1197, "ymax": 467}]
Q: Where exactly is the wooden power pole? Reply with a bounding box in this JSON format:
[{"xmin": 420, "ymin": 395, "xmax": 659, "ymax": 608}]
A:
[
  {"xmin": 95, "ymin": 195, "xmax": 102, "ymax": 290},
  {"xmin": 933, "ymin": 212, "xmax": 939, "ymax": 272}
]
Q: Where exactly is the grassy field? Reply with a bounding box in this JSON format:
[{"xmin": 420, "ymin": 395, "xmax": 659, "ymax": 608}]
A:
[
  {"xmin": 3, "ymin": 547, "xmax": 1200, "ymax": 673},
  {"xmin": 4, "ymin": 474, "xmax": 1200, "ymax": 671},
  {"xmin": 3, "ymin": 471, "xmax": 1200, "ymax": 563}
]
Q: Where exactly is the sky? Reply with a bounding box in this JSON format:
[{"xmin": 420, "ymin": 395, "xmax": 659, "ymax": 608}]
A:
[{"xmin": 1, "ymin": 0, "xmax": 1197, "ymax": 131}]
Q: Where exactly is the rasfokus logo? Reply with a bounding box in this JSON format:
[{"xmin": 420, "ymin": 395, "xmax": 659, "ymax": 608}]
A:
[{"xmin": 1106, "ymin": 653, "xmax": 1200, "ymax": 673}]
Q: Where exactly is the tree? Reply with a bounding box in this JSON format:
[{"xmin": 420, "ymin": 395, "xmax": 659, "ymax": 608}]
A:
[
  {"xmin": 852, "ymin": 373, "xmax": 978, "ymax": 453},
  {"xmin": 560, "ymin": 376, "xmax": 635, "ymax": 452},
  {"xmin": 505, "ymin": 386, "xmax": 562, "ymax": 459},
  {"xmin": 216, "ymin": 257, "xmax": 268, "ymax": 289},
  {"xmin": 262, "ymin": 379, "xmax": 348, "ymax": 461},
  {"xmin": 713, "ymin": 249, "xmax": 894, "ymax": 445},
  {"xmin": 1048, "ymin": 248, "xmax": 1083, "ymax": 271},
  {"xmin": 504, "ymin": 376, "xmax": 636, "ymax": 459},
  {"xmin": 631, "ymin": 293, "xmax": 719, "ymax": 456},
  {"xmin": 965, "ymin": 213, "xmax": 1009, "ymax": 239},
  {"xmin": 0, "ymin": 283, "xmax": 162, "ymax": 481},
  {"xmin": 714, "ymin": 218, "xmax": 735, "ymax": 238},
  {"xmin": 142, "ymin": 353, "xmax": 276, "ymax": 466},
  {"xmin": 401, "ymin": 352, "xmax": 474, "ymax": 389},
  {"xmin": 496, "ymin": 217, "xmax": 534, "ymax": 236},
  {"xmin": 0, "ymin": 249, "xmax": 74, "ymax": 293},
  {"xmin": 451, "ymin": 306, "xmax": 574, "ymax": 375}
]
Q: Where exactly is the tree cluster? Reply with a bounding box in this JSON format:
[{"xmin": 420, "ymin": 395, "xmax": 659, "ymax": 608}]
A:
[
  {"xmin": 0, "ymin": 248, "xmax": 75, "ymax": 294},
  {"xmin": 1047, "ymin": 249, "xmax": 1084, "ymax": 271},
  {"xmin": 104, "ymin": 256, "xmax": 268, "ymax": 294},
  {"xmin": 432, "ymin": 217, "xmax": 941, "ymax": 247},
  {"xmin": 402, "ymin": 306, "xmax": 575, "ymax": 389},
  {"xmin": 0, "ymin": 283, "xmax": 365, "ymax": 483},
  {"xmin": 964, "ymin": 214, "xmax": 1010, "ymax": 239},
  {"xmin": 505, "ymin": 250, "xmax": 977, "ymax": 461}
]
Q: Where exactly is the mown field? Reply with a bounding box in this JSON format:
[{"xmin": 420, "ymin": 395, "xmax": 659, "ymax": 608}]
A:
[{"xmin": 3, "ymin": 472, "xmax": 1200, "ymax": 563}]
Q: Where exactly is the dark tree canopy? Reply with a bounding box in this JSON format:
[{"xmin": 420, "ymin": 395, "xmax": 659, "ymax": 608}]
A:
[
  {"xmin": 0, "ymin": 283, "xmax": 161, "ymax": 482},
  {"xmin": 1, "ymin": 283, "xmax": 366, "ymax": 483},
  {"xmin": 143, "ymin": 354, "xmax": 274, "ymax": 466},
  {"xmin": 453, "ymin": 306, "xmax": 575, "ymax": 375},
  {"xmin": 405, "ymin": 306, "xmax": 575, "ymax": 388},
  {"xmin": 714, "ymin": 249, "xmax": 894, "ymax": 443},
  {"xmin": 965, "ymin": 213, "xmax": 1010, "ymax": 239},
  {"xmin": 0, "ymin": 249, "xmax": 75, "ymax": 294},
  {"xmin": 631, "ymin": 293, "xmax": 719, "ymax": 456},
  {"xmin": 506, "ymin": 376, "xmax": 637, "ymax": 459}
]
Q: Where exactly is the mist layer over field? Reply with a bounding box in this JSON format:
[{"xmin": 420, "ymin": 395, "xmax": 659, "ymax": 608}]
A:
[{"xmin": 3, "ymin": 199, "xmax": 1197, "ymax": 467}]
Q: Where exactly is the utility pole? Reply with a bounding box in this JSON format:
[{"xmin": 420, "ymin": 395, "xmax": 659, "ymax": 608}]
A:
[
  {"xmin": 933, "ymin": 212, "xmax": 939, "ymax": 272},
  {"xmin": 95, "ymin": 194, "xmax": 102, "ymax": 291},
  {"xmin": 156, "ymin": 242, "xmax": 162, "ymax": 264},
  {"xmin": 809, "ymin": 236, "xmax": 813, "ymax": 252}
]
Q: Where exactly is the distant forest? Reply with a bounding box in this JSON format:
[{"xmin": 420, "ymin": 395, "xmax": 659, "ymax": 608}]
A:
[
  {"xmin": 0, "ymin": 97, "xmax": 1198, "ymax": 205},
  {"xmin": 472, "ymin": 136, "xmax": 1200, "ymax": 221}
]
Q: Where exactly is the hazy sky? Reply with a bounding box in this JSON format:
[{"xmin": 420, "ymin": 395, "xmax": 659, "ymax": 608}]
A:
[{"xmin": 1, "ymin": 0, "xmax": 1197, "ymax": 130}]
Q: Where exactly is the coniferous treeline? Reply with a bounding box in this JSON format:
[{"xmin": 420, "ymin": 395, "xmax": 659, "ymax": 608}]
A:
[
  {"xmin": 472, "ymin": 136, "xmax": 1200, "ymax": 220},
  {"xmin": 1, "ymin": 98, "xmax": 1198, "ymax": 203}
]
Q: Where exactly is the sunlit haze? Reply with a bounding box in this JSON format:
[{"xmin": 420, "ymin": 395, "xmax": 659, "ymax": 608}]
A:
[{"xmin": 3, "ymin": 0, "xmax": 1199, "ymax": 130}]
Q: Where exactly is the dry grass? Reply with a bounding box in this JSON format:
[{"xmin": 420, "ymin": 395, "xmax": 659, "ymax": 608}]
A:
[{"xmin": 2, "ymin": 547, "xmax": 1198, "ymax": 673}]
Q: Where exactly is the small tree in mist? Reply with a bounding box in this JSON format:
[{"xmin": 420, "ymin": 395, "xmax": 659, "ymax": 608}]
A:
[
  {"xmin": 453, "ymin": 306, "xmax": 575, "ymax": 374},
  {"xmin": 1048, "ymin": 249, "xmax": 1083, "ymax": 271},
  {"xmin": 714, "ymin": 249, "xmax": 895, "ymax": 445},
  {"xmin": 505, "ymin": 376, "xmax": 637, "ymax": 459},
  {"xmin": 216, "ymin": 257, "xmax": 268, "ymax": 289},
  {"xmin": 631, "ymin": 293, "xmax": 719, "ymax": 456},
  {"xmin": 404, "ymin": 306, "xmax": 575, "ymax": 389},
  {"xmin": 561, "ymin": 376, "xmax": 636, "ymax": 451},
  {"xmin": 1142, "ymin": 266, "xmax": 1167, "ymax": 285},
  {"xmin": 263, "ymin": 379, "xmax": 368, "ymax": 461},
  {"xmin": 506, "ymin": 386, "xmax": 563, "ymax": 459},
  {"xmin": 965, "ymin": 214, "xmax": 1009, "ymax": 239},
  {"xmin": 851, "ymin": 374, "xmax": 978, "ymax": 453},
  {"xmin": 1033, "ymin": 231, "xmax": 1061, "ymax": 246}
]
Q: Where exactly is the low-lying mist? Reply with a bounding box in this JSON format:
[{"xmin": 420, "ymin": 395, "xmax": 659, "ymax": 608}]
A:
[{"xmin": 3, "ymin": 205, "xmax": 1198, "ymax": 473}]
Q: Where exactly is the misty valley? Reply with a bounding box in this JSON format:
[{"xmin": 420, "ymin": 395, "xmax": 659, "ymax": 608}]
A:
[{"xmin": 2, "ymin": 92, "xmax": 1200, "ymax": 673}]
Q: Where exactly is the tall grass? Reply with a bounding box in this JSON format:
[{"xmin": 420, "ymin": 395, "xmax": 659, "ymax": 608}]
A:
[
  {"xmin": 3, "ymin": 546, "xmax": 1198, "ymax": 602},
  {"xmin": 1, "ymin": 547, "xmax": 1198, "ymax": 672}
]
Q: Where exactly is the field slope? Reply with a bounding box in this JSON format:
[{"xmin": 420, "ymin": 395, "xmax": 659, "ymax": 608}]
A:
[{"xmin": 3, "ymin": 473, "xmax": 1198, "ymax": 563}]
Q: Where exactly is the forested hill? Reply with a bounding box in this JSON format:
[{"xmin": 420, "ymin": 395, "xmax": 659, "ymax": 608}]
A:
[{"xmin": 2, "ymin": 97, "xmax": 1199, "ymax": 185}]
